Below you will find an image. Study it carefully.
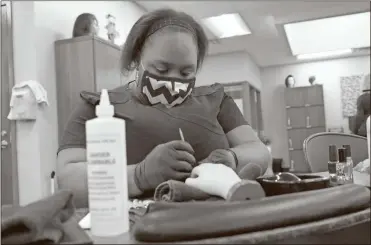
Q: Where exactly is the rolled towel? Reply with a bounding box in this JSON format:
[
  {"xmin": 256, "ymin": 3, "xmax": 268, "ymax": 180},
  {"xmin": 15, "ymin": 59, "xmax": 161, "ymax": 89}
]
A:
[
  {"xmin": 1, "ymin": 190, "xmax": 91, "ymax": 245},
  {"xmin": 154, "ymin": 180, "xmax": 220, "ymax": 202},
  {"xmin": 153, "ymin": 163, "xmax": 265, "ymax": 203}
]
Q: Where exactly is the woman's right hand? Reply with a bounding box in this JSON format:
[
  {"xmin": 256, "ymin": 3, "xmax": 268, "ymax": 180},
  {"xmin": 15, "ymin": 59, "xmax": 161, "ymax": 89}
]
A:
[{"xmin": 134, "ymin": 140, "xmax": 196, "ymax": 192}]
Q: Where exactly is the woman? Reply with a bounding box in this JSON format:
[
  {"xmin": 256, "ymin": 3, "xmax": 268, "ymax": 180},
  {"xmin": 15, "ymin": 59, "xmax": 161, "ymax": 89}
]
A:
[
  {"xmin": 352, "ymin": 74, "xmax": 370, "ymax": 137},
  {"xmin": 57, "ymin": 9, "xmax": 271, "ymax": 208}
]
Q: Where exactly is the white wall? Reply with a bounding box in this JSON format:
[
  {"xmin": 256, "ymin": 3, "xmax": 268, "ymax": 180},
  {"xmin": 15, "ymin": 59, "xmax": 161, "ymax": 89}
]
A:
[
  {"xmin": 12, "ymin": 1, "xmax": 144, "ymax": 205},
  {"xmin": 197, "ymin": 52, "xmax": 262, "ymax": 90},
  {"xmin": 261, "ymin": 55, "xmax": 370, "ymax": 165}
]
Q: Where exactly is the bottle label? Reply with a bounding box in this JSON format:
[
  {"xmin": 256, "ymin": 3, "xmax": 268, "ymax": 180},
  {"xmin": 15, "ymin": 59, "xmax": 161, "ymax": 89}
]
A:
[{"xmin": 87, "ymin": 133, "xmax": 127, "ymax": 218}]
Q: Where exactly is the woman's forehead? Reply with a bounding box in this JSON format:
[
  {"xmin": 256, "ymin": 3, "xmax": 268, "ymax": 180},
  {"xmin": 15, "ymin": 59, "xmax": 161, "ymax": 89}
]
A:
[{"xmin": 141, "ymin": 31, "xmax": 198, "ymax": 67}]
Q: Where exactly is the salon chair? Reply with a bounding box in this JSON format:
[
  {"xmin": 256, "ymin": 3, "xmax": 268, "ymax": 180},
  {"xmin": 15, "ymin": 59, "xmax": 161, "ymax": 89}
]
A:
[{"xmin": 303, "ymin": 132, "xmax": 368, "ymax": 172}]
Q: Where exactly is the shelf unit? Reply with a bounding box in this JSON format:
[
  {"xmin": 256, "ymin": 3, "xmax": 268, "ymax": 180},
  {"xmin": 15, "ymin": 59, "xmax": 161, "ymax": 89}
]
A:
[{"xmin": 284, "ymin": 85, "xmax": 326, "ymax": 172}]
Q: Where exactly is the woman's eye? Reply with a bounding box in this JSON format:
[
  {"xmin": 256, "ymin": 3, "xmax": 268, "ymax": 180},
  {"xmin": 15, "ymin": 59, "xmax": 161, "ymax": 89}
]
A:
[
  {"xmin": 181, "ymin": 70, "xmax": 193, "ymax": 77},
  {"xmin": 154, "ymin": 67, "xmax": 168, "ymax": 73}
]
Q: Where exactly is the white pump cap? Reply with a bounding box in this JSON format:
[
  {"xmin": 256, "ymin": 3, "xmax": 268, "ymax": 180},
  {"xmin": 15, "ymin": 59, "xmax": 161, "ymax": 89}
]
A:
[{"xmin": 96, "ymin": 89, "xmax": 114, "ymax": 117}]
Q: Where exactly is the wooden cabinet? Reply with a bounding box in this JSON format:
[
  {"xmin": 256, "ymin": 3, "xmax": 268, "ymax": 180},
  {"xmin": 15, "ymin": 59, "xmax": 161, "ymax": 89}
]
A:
[
  {"xmin": 55, "ymin": 36, "xmax": 122, "ymax": 141},
  {"xmin": 284, "ymin": 85, "xmax": 326, "ymax": 172}
]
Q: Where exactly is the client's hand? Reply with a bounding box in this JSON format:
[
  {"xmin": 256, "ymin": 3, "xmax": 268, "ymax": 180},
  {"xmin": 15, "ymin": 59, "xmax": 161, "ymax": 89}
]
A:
[
  {"xmin": 134, "ymin": 140, "xmax": 196, "ymax": 192},
  {"xmin": 199, "ymin": 149, "xmax": 236, "ymax": 170},
  {"xmin": 185, "ymin": 163, "xmax": 241, "ymax": 199}
]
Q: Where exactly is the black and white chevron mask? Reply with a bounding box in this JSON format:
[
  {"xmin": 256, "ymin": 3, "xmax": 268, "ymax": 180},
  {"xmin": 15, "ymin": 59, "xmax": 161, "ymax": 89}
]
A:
[{"xmin": 139, "ymin": 70, "xmax": 196, "ymax": 108}]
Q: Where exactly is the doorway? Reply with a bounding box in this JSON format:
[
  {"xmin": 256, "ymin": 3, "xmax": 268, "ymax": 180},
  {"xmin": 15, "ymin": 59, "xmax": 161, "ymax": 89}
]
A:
[
  {"xmin": 1, "ymin": 1, "xmax": 19, "ymax": 205},
  {"xmin": 222, "ymin": 81, "xmax": 264, "ymax": 137}
]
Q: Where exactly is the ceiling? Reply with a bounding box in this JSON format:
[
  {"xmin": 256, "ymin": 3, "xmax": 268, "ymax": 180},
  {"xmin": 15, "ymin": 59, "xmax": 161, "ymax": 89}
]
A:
[{"xmin": 135, "ymin": 1, "xmax": 370, "ymax": 67}]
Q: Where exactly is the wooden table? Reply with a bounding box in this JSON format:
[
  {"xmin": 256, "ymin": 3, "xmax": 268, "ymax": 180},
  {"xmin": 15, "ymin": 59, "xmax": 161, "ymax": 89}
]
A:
[{"xmin": 84, "ymin": 172, "xmax": 370, "ymax": 244}]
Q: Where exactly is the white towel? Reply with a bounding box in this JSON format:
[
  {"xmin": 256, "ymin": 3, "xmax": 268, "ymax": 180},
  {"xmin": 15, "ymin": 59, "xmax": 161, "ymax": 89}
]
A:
[
  {"xmin": 7, "ymin": 80, "xmax": 48, "ymax": 121},
  {"xmin": 10, "ymin": 80, "xmax": 49, "ymax": 106}
]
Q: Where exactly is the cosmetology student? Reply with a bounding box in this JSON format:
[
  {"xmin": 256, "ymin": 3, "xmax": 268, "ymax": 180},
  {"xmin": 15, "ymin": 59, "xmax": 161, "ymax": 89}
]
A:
[
  {"xmin": 352, "ymin": 74, "xmax": 370, "ymax": 137},
  {"xmin": 57, "ymin": 8, "xmax": 271, "ymax": 208}
]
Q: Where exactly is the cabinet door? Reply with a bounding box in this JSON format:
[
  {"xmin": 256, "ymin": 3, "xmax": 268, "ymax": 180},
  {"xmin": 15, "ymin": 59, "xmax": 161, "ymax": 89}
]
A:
[
  {"xmin": 94, "ymin": 41, "xmax": 122, "ymax": 91},
  {"xmin": 306, "ymin": 106, "xmax": 325, "ymax": 127},
  {"xmin": 289, "ymin": 150, "xmax": 310, "ymax": 173},
  {"xmin": 285, "ymin": 87, "xmax": 306, "ymax": 107},
  {"xmin": 305, "ymin": 85, "xmax": 323, "ymax": 106},
  {"xmin": 287, "ymin": 128, "xmax": 307, "ymax": 150},
  {"xmin": 286, "ymin": 108, "xmax": 306, "ymax": 128}
]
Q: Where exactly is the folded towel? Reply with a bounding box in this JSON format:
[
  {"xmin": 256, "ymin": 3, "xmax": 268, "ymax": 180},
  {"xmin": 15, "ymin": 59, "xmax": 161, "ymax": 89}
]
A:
[
  {"xmin": 1, "ymin": 190, "xmax": 92, "ymax": 245},
  {"xmin": 154, "ymin": 180, "xmax": 221, "ymax": 202}
]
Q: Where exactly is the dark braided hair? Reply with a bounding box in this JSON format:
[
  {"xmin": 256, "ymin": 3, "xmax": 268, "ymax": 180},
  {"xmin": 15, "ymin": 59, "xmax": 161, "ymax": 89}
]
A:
[{"xmin": 121, "ymin": 9, "xmax": 208, "ymax": 76}]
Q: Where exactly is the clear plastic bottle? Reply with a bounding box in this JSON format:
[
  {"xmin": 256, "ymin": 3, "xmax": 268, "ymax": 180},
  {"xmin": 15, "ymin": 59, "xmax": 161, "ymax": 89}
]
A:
[
  {"xmin": 86, "ymin": 89, "xmax": 129, "ymax": 236},
  {"xmin": 328, "ymin": 145, "xmax": 338, "ymax": 184},
  {"xmin": 343, "ymin": 145, "xmax": 354, "ymax": 184}
]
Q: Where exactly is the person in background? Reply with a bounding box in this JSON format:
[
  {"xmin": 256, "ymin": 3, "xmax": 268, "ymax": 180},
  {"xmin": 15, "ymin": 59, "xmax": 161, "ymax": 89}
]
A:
[
  {"xmin": 352, "ymin": 74, "xmax": 370, "ymax": 137},
  {"xmin": 57, "ymin": 8, "xmax": 271, "ymax": 208}
]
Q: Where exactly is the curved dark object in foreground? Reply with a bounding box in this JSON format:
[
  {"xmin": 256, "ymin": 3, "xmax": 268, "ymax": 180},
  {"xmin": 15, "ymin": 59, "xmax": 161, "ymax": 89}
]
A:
[{"xmin": 133, "ymin": 184, "xmax": 370, "ymax": 243}]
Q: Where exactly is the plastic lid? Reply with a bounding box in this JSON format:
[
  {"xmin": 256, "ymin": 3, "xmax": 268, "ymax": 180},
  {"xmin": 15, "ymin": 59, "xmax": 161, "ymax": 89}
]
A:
[
  {"xmin": 338, "ymin": 148, "xmax": 346, "ymax": 162},
  {"xmin": 96, "ymin": 89, "xmax": 114, "ymax": 117},
  {"xmin": 343, "ymin": 145, "xmax": 351, "ymax": 157},
  {"xmin": 328, "ymin": 145, "xmax": 338, "ymax": 161}
]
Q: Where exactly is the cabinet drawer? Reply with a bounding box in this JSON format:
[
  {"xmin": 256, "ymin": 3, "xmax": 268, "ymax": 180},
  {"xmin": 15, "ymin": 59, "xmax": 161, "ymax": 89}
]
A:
[
  {"xmin": 287, "ymin": 128, "xmax": 307, "ymax": 150},
  {"xmin": 289, "ymin": 150, "xmax": 310, "ymax": 173},
  {"xmin": 305, "ymin": 85, "xmax": 324, "ymax": 105},
  {"xmin": 286, "ymin": 108, "xmax": 306, "ymax": 128},
  {"xmin": 306, "ymin": 106, "xmax": 325, "ymax": 127},
  {"xmin": 285, "ymin": 88, "xmax": 306, "ymax": 107}
]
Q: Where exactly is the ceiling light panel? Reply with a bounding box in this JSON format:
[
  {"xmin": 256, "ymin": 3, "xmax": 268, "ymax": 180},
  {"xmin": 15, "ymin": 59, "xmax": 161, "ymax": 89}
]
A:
[
  {"xmin": 202, "ymin": 13, "xmax": 251, "ymax": 39},
  {"xmin": 296, "ymin": 48, "xmax": 353, "ymax": 60},
  {"xmin": 284, "ymin": 12, "xmax": 370, "ymax": 55}
]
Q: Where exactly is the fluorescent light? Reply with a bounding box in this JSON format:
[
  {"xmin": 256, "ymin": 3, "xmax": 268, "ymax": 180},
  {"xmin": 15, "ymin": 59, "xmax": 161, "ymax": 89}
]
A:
[
  {"xmin": 202, "ymin": 13, "xmax": 251, "ymax": 39},
  {"xmin": 297, "ymin": 49, "xmax": 353, "ymax": 60},
  {"xmin": 285, "ymin": 12, "xmax": 370, "ymax": 55}
]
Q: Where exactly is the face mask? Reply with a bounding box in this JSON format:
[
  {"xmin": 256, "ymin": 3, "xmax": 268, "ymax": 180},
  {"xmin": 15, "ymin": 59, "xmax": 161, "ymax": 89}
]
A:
[{"xmin": 138, "ymin": 69, "xmax": 196, "ymax": 108}]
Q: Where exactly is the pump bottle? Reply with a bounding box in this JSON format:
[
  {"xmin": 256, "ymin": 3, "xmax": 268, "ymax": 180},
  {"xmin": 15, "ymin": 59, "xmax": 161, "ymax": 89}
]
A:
[{"xmin": 86, "ymin": 89, "xmax": 129, "ymax": 236}]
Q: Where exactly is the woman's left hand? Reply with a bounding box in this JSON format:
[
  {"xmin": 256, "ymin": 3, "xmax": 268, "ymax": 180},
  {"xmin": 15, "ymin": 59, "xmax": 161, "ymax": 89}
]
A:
[{"xmin": 199, "ymin": 149, "xmax": 236, "ymax": 170}]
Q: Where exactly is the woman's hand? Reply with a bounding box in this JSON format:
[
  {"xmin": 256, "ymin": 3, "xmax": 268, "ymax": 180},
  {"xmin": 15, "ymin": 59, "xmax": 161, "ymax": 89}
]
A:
[
  {"xmin": 185, "ymin": 163, "xmax": 241, "ymax": 199},
  {"xmin": 134, "ymin": 140, "xmax": 196, "ymax": 192},
  {"xmin": 199, "ymin": 149, "xmax": 237, "ymax": 170}
]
